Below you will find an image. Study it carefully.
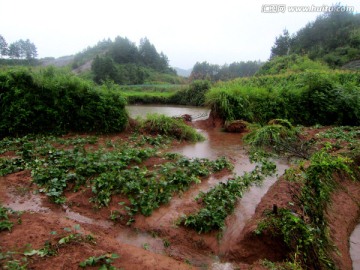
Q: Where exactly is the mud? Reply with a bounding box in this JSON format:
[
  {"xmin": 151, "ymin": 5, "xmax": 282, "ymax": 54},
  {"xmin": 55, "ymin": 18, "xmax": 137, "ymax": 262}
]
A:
[{"xmin": 1, "ymin": 114, "xmax": 359, "ymax": 269}]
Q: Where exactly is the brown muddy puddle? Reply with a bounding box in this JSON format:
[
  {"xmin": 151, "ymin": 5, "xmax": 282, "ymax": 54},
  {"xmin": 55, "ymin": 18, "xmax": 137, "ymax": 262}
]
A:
[
  {"xmin": 351, "ymin": 224, "xmax": 360, "ymax": 270},
  {"xmin": 3, "ymin": 122, "xmax": 287, "ymax": 269}
]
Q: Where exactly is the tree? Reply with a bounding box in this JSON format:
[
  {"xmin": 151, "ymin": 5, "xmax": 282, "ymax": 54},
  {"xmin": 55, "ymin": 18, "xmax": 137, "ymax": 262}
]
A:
[
  {"xmin": 0, "ymin": 35, "xmax": 8, "ymax": 57},
  {"xmin": 21, "ymin": 39, "xmax": 38, "ymax": 60},
  {"xmin": 139, "ymin": 37, "xmax": 159, "ymax": 68},
  {"xmin": 91, "ymin": 55, "xmax": 120, "ymax": 84},
  {"xmin": 7, "ymin": 39, "xmax": 37, "ymax": 60},
  {"xmin": 138, "ymin": 37, "xmax": 170, "ymax": 72},
  {"xmin": 109, "ymin": 36, "xmax": 139, "ymax": 64},
  {"xmin": 8, "ymin": 42, "xmax": 21, "ymax": 59},
  {"xmin": 270, "ymin": 5, "xmax": 360, "ymax": 66},
  {"xmin": 270, "ymin": 29, "xmax": 291, "ymax": 58}
]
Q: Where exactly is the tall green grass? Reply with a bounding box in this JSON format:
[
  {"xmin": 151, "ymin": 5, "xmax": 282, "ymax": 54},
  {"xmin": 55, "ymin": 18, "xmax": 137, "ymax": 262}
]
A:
[
  {"xmin": 140, "ymin": 114, "xmax": 204, "ymax": 142},
  {"xmin": 206, "ymin": 70, "xmax": 360, "ymax": 125},
  {"xmin": 0, "ymin": 67, "xmax": 128, "ymax": 137}
]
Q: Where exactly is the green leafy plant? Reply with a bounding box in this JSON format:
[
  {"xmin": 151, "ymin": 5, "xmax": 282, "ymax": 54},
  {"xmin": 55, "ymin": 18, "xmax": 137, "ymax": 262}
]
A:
[
  {"xmin": 79, "ymin": 253, "xmax": 119, "ymax": 269},
  {"xmin": 0, "ymin": 251, "xmax": 28, "ymax": 270},
  {"xmin": 0, "ymin": 205, "xmax": 14, "ymax": 231},
  {"xmin": 181, "ymin": 160, "xmax": 276, "ymax": 233},
  {"xmin": 24, "ymin": 226, "xmax": 95, "ymax": 258}
]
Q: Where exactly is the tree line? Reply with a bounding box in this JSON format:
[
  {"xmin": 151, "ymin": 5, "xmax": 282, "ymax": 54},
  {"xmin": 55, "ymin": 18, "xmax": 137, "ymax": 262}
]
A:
[
  {"xmin": 0, "ymin": 35, "xmax": 38, "ymax": 60},
  {"xmin": 270, "ymin": 5, "xmax": 360, "ymax": 67},
  {"xmin": 189, "ymin": 61, "xmax": 263, "ymax": 82}
]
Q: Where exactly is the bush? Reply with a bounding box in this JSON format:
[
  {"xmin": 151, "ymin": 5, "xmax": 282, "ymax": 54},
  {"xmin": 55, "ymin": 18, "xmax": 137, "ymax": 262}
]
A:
[
  {"xmin": 256, "ymin": 54, "xmax": 329, "ymax": 76},
  {"xmin": 169, "ymin": 80, "xmax": 211, "ymax": 106},
  {"xmin": 0, "ymin": 67, "xmax": 128, "ymax": 137},
  {"xmin": 140, "ymin": 114, "xmax": 204, "ymax": 142}
]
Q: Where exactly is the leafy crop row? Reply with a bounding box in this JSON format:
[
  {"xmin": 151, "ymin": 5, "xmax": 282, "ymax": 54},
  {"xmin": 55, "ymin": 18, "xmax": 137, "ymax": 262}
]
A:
[
  {"xmin": 0, "ymin": 134, "xmax": 232, "ymax": 224},
  {"xmin": 181, "ymin": 159, "xmax": 276, "ymax": 233},
  {"xmin": 92, "ymin": 156, "xmax": 232, "ymax": 223}
]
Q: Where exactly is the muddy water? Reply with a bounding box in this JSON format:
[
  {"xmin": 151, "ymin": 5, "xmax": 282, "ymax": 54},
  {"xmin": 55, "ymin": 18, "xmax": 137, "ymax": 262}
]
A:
[
  {"xmin": 172, "ymin": 127, "xmax": 288, "ymax": 257},
  {"xmin": 5, "ymin": 192, "xmax": 50, "ymax": 213},
  {"xmin": 350, "ymin": 224, "xmax": 360, "ymax": 270},
  {"xmin": 126, "ymin": 104, "xmax": 210, "ymax": 120}
]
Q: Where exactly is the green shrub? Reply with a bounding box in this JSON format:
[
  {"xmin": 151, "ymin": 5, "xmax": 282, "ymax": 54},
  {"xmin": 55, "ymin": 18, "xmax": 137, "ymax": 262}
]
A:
[
  {"xmin": 0, "ymin": 67, "xmax": 128, "ymax": 137},
  {"xmin": 169, "ymin": 80, "xmax": 211, "ymax": 106},
  {"xmin": 206, "ymin": 70, "xmax": 360, "ymax": 125},
  {"xmin": 256, "ymin": 55, "xmax": 329, "ymax": 76}
]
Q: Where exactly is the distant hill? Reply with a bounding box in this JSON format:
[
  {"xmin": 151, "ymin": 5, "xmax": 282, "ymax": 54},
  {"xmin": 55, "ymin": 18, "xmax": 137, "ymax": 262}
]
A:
[
  {"xmin": 41, "ymin": 55, "xmax": 75, "ymax": 67},
  {"xmin": 68, "ymin": 36, "xmax": 181, "ymax": 85},
  {"xmin": 174, "ymin": 67, "xmax": 192, "ymax": 77}
]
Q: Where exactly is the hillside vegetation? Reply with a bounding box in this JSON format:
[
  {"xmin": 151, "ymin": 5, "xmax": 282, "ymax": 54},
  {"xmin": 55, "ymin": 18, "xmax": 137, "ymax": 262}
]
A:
[
  {"xmin": 206, "ymin": 66, "xmax": 360, "ymax": 126},
  {"xmin": 271, "ymin": 6, "xmax": 360, "ymax": 67},
  {"xmin": 71, "ymin": 36, "xmax": 179, "ymax": 85}
]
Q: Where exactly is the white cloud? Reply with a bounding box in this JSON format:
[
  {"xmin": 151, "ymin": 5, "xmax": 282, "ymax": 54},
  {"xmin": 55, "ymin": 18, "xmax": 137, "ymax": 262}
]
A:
[{"xmin": 0, "ymin": 0, "xmax": 359, "ymax": 69}]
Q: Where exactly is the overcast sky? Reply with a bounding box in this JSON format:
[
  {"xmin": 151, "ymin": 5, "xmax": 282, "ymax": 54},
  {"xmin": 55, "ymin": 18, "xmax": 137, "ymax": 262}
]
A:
[{"xmin": 0, "ymin": 0, "xmax": 359, "ymax": 69}]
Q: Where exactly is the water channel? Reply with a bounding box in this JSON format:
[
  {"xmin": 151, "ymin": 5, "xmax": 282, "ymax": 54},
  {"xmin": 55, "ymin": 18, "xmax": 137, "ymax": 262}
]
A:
[{"xmin": 351, "ymin": 224, "xmax": 360, "ymax": 270}]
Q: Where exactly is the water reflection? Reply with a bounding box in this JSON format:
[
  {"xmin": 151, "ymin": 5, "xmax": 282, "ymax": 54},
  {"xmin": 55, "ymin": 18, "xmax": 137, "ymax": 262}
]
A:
[{"xmin": 126, "ymin": 104, "xmax": 210, "ymax": 120}]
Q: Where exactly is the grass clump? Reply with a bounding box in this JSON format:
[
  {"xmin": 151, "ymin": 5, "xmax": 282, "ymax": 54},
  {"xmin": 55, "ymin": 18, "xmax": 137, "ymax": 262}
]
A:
[
  {"xmin": 140, "ymin": 114, "xmax": 204, "ymax": 142},
  {"xmin": 243, "ymin": 119, "xmax": 312, "ymax": 160}
]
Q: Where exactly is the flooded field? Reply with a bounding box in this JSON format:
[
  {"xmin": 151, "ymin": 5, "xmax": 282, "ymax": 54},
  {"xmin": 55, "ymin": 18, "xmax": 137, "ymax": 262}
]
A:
[{"xmin": 1, "ymin": 105, "xmax": 358, "ymax": 269}]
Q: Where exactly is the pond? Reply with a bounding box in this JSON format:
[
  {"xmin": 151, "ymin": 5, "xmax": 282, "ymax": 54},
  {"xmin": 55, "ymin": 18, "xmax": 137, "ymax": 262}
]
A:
[{"xmin": 126, "ymin": 104, "xmax": 210, "ymax": 120}]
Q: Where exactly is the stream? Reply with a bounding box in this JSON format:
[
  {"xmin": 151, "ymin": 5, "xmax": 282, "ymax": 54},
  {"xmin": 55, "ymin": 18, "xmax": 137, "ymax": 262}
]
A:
[{"xmin": 351, "ymin": 224, "xmax": 360, "ymax": 270}]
